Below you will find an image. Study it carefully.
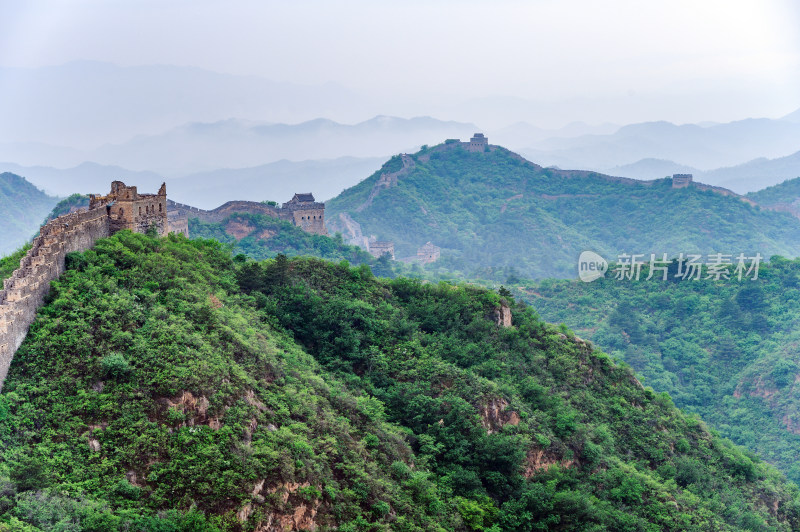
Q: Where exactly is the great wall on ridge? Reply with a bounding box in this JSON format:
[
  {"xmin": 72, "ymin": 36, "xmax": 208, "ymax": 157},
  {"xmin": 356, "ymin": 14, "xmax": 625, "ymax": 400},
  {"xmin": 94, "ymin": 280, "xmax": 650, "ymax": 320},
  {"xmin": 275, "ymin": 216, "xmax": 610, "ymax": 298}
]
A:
[
  {"xmin": 0, "ymin": 181, "xmax": 178, "ymax": 390},
  {"xmin": 0, "ymin": 181, "xmax": 332, "ymax": 391},
  {"xmin": 0, "ymin": 207, "xmax": 112, "ymax": 389}
]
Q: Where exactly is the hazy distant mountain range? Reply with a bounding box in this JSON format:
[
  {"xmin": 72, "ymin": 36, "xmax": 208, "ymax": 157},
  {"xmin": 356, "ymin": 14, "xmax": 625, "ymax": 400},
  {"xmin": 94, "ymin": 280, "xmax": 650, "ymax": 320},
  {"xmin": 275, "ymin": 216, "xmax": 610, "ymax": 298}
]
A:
[
  {"xmin": 521, "ymin": 117, "xmax": 800, "ymax": 174},
  {"xmin": 607, "ymin": 150, "xmax": 800, "ymax": 194},
  {"xmin": 1, "ymin": 61, "xmax": 799, "ymax": 202},
  {"xmin": 0, "ymin": 61, "xmax": 365, "ymax": 148},
  {"xmin": 0, "ymin": 115, "xmax": 477, "ymax": 176},
  {"xmin": 1, "ymin": 156, "xmax": 385, "ymax": 209},
  {"xmin": 4, "ymin": 136, "xmax": 800, "ymax": 273},
  {"xmin": 4, "ymin": 121, "xmax": 800, "ymax": 211},
  {"xmin": 88, "ymin": 116, "xmax": 475, "ymax": 175},
  {"xmin": 167, "ymin": 156, "xmax": 385, "ymax": 208},
  {"xmin": 0, "ymin": 173, "xmax": 58, "ymax": 255}
]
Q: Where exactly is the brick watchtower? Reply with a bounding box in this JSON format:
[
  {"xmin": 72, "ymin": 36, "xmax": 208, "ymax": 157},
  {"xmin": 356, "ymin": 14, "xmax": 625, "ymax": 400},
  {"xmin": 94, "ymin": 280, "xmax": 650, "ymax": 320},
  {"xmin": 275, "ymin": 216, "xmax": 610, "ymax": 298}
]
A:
[
  {"xmin": 466, "ymin": 133, "xmax": 489, "ymax": 152},
  {"xmin": 672, "ymin": 174, "xmax": 693, "ymax": 189},
  {"xmin": 281, "ymin": 193, "xmax": 327, "ymax": 235},
  {"xmin": 89, "ymin": 181, "xmax": 168, "ymax": 236}
]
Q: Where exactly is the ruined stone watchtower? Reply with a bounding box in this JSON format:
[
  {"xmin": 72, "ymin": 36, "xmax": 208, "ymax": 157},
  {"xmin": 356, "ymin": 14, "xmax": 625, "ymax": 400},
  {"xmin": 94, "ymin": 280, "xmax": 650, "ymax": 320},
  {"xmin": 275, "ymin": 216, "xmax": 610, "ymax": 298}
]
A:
[
  {"xmin": 89, "ymin": 181, "xmax": 168, "ymax": 236},
  {"xmin": 0, "ymin": 180, "xmax": 180, "ymax": 391},
  {"xmin": 368, "ymin": 241, "xmax": 395, "ymax": 260},
  {"xmin": 281, "ymin": 193, "xmax": 327, "ymax": 235},
  {"xmin": 672, "ymin": 174, "xmax": 693, "ymax": 189}
]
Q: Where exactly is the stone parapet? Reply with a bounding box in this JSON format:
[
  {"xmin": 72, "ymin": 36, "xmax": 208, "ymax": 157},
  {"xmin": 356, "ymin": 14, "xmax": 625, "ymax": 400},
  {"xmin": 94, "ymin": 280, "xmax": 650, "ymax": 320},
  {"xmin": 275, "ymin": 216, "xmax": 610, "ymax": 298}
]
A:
[{"xmin": 0, "ymin": 206, "xmax": 110, "ymax": 390}]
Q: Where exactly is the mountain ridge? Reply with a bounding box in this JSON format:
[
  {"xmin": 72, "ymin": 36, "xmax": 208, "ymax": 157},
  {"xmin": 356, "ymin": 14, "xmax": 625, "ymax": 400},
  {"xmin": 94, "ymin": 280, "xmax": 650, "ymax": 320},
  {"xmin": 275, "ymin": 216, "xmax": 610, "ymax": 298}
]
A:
[{"xmin": 326, "ymin": 140, "xmax": 800, "ymax": 279}]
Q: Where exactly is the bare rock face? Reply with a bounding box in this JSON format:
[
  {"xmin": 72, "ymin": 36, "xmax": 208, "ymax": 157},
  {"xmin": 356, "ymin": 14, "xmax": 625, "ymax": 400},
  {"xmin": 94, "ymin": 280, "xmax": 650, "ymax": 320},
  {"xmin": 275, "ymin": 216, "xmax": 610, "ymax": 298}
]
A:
[
  {"xmin": 248, "ymin": 482, "xmax": 321, "ymax": 531},
  {"xmin": 479, "ymin": 398, "xmax": 521, "ymax": 434},
  {"xmin": 524, "ymin": 448, "xmax": 575, "ymax": 477},
  {"xmin": 494, "ymin": 302, "xmax": 512, "ymax": 327}
]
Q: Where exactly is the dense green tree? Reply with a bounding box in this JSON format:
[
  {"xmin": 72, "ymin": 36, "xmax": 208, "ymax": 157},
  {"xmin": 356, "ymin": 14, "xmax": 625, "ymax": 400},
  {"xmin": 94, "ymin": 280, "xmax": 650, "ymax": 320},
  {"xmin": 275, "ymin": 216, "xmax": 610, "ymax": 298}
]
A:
[{"xmin": 1, "ymin": 232, "xmax": 799, "ymax": 529}]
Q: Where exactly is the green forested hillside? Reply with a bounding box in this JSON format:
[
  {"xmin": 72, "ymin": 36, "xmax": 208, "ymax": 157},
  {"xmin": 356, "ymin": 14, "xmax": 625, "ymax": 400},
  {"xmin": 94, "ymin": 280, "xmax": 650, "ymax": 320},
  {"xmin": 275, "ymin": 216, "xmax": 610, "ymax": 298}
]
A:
[
  {"xmin": 44, "ymin": 193, "xmax": 90, "ymax": 222},
  {"xmin": 189, "ymin": 214, "xmax": 375, "ymax": 264},
  {"xmin": 746, "ymin": 177, "xmax": 800, "ymax": 213},
  {"xmin": 523, "ymin": 257, "xmax": 800, "ymax": 485},
  {"xmin": 189, "ymin": 213, "xmax": 407, "ymax": 278},
  {"xmin": 1, "ymin": 231, "xmax": 799, "ymax": 530},
  {"xmin": 0, "ymin": 173, "xmax": 59, "ymax": 256},
  {"xmin": 326, "ymin": 144, "xmax": 800, "ymax": 279}
]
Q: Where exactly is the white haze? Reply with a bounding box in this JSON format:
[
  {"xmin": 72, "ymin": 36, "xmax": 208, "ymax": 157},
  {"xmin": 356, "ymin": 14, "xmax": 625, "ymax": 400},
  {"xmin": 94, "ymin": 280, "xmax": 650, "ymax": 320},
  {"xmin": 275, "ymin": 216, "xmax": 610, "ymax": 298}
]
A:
[{"xmin": 0, "ymin": 0, "xmax": 799, "ymax": 203}]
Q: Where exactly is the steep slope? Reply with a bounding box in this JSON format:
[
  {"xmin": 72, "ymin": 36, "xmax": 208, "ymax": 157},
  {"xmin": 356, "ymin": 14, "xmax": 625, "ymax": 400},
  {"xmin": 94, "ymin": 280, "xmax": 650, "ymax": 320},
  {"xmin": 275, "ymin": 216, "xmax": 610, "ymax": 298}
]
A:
[
  {"xmin": 189, "ymin": 213, "xmax": 380, "ymax": 267},
  {"xmin": 524, "ymin": 257, "xmax": 800, "ymax": 485},
  {"xmin": 326, "ymin": 143, "xmax": 800, "ymax": 279},
  {"xmin": 43, "ymin": 194, "xmax": 91, "ymax": 222},
  {"xmin": 745, "ymin": 177, "xmax": 800, "ymax": 217},
  {"xmin": 0, "ymin": 173, "xmax": 60, "ymax": 256},
  {"xmin": 0, "ymin": 247, "xmax": 29, "ymax": 283},
  {"xmin": 0, "ymin": 232, "xmax": 799, "ymax": 529},
  {"xmin": 0, "ymin": 233, "xmax": 448, "ymax": 530}
]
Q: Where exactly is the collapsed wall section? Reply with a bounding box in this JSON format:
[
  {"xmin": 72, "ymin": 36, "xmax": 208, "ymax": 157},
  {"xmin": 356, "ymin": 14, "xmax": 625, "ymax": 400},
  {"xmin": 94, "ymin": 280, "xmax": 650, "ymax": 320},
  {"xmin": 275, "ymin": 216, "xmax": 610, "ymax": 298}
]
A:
[{"xmin": 0, "ymin": 207, "xmax": 110, "ymax": 390}]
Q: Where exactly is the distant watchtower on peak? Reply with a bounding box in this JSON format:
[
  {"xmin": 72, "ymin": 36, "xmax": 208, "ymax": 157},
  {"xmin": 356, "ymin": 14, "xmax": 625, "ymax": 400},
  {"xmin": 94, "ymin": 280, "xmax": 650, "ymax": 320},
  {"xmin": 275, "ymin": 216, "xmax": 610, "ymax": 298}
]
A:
[
  {"xmin": 672, "ymin": 174, "xmax": 693, "ymax": 189},
  {"xmin": 466, "ymin": 133, "xmax": 489, "ymax": 152}
]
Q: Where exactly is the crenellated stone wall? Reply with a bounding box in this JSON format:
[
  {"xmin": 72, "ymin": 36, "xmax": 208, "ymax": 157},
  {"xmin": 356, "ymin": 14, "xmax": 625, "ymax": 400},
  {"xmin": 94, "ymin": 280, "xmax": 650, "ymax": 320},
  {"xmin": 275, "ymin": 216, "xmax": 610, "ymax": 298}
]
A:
[
  {"xmin": 167, "ymin": 195, "xmax": 328, "ymax": 235},
  {"xmin": 91, "ymin": 181, "xmax": 168, "ymax": 236},
  {"xmin": 0, "ymin": 207, "xmax": 110, "ymax": 390}
]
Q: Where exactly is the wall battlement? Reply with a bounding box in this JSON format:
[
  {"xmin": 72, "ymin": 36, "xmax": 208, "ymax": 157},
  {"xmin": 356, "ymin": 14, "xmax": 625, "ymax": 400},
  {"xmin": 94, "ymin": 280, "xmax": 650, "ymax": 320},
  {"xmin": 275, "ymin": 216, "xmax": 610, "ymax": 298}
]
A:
[
  {"xmin": 91, "ymin": 181, "xmax": 168, "ymax": 235},
  {"xmin": 0, "ymin": 206, "xmax": 110, "ymax": 390},
  {"xmin": 0, "ymin": 181, "xmax": 176, "ymax": 391},
  {"xmin": 167, "ymin": 193, "xmax": 328, "ymax": 235}
]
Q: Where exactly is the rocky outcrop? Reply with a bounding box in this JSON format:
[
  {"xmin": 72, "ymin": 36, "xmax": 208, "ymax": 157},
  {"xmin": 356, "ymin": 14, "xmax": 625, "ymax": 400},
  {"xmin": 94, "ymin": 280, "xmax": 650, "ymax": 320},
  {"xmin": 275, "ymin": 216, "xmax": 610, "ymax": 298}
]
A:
[
  {"xmin": 247, "ymin": 481, "xmax": 322, "ymax": 531},
  {"xmin": 479, "ymin": 397, "xmax": 520, "ymax": 434},
  {"xmin": 524, "ymin": 448, "xmax": 575, "ymax": 477},
  {"xmin": 494, "ymin": 302, "xmax": 512, "ymax": 327}
]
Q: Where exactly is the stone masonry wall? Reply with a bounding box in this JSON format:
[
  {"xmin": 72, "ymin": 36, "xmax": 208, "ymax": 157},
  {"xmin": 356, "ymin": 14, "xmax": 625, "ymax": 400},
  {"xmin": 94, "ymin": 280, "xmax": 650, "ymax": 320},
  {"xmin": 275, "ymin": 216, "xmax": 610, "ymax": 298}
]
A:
[
  {"xmin": 167, "ymin": 200, "xmax": 281, "ymax": 224},
  {"xmin": 286, "ymin": 204, "xmax": 327, "ymax": 235},
  {"xmin": 0, "ymin": 207, "xmax": 110, "ymax": 390}
]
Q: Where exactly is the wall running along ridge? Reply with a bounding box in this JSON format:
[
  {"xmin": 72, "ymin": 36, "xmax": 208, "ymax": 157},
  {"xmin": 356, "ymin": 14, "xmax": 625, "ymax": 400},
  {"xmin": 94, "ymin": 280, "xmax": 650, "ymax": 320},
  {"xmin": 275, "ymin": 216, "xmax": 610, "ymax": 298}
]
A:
[{"xmin": 0, "ymin": 207, "xmax": 110, "ymax": 390}]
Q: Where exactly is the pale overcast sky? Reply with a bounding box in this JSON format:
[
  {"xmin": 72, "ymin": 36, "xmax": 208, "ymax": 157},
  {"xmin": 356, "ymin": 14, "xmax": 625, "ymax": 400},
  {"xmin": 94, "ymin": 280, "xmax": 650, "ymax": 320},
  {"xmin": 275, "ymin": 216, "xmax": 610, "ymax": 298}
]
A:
[{"xmin": 1, "ymin": 0, "xmax": 799, "ymax": 126}]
